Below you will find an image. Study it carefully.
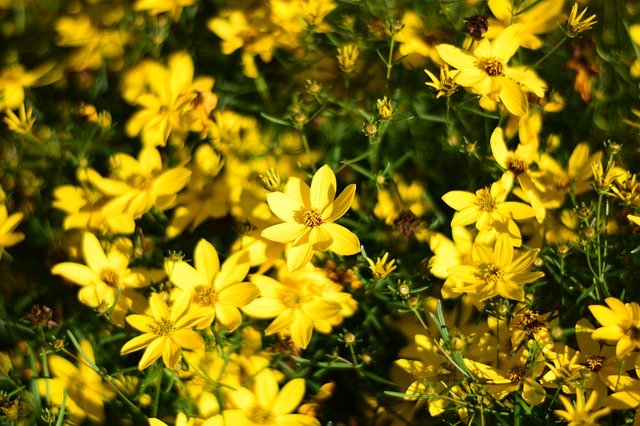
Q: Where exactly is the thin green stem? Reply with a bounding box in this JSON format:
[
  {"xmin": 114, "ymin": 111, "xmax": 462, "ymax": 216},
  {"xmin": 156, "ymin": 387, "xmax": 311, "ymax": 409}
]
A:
[
  {"xmin": 386, "ymin": 34, "xmax": 397, "ymax": 80},
  {"xmin": 529, "ymin": 36, "xmax": 567, "ymax": 70}
]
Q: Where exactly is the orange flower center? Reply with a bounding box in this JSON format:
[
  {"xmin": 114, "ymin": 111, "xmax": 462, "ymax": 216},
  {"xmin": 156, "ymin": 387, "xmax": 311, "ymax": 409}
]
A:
[
  {"xmin": 508, "ymin": 365, "xmax": 525, "ymax": 382},
  {"xmin": 247, "ymin": 405, "xmax": 275, "ymax": 424},
  {"xmin": 194, "ymin": 285, "xmax": 219, "ymax": 306},
  {"xmin": 481, "ymin": 57, "xmax": 504, "ymax": 76},
  {"xmin": 296, "ymin": 207, "xmax": 323, "ymax": 227},
  {"xmin": 584, "ymin": 355, "xmax": 605, "ymax": 372},
  {"xmin": 100, "ymin": 268, "xmax": 120, "ymax": 287}
]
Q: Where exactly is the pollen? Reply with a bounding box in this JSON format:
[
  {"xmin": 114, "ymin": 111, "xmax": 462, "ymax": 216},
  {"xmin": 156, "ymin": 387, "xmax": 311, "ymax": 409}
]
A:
[
  {"xmin": 508, "ymin": 365, "xmax": 525, "ymax": 382},
  {"xmin": 247, "ymin": 405, "xmax": 275, "ymax": 424},
  {"xmin": 477, "ymin": 262, "xmax": 504, "ymax": 284},
  {"xmin": 295, "ymin": 207, "xmax": 323, "ymax": 227},
  {"xmin": 507, "ymin": 156, "xmax": 528, "ymax": 175},
  {"xmin": 584, "ymin": 355, "xmax": 605, "ymax": 372},
  {"xmin": 481, "ymin": 57, "xmax": 504, "ymax": 77},
  {"xmin": 476, "ymin": 187, "xmax": 498, "ymax": 212},
  {"xmin": 194, "ymin": 285, "xmax": 219, "ymax": 306},
  {"xmin": 100, "ymin": 268, "xmax": 120, "ymax": 287},
  {"xmin": 282, "ymin": 292, "xmax": 304, "ymax": 309},
  {"xmin": 152, "ymin": 318, "xmax": 175, "ymax": 337}
]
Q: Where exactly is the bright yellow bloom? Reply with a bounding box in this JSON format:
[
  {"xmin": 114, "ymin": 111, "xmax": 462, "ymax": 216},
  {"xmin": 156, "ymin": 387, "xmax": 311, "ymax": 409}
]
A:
[
  {"xmin": 3, "ymin": 103, "xmax": 35, "ymax": 135},
  {"xmin": 589, "ymin": 297, "xmax": 640, "ymax": 358},
  {"xmin": 0, "ymin": 61, "xmax": 60, "ymax": 110},
  {"xmin": 395, "ymin": 11, "xmax": 441, "ymax": 67},
  {"xmin": 166, "ymin": 239, "xmax": 259, "ymax": 331},
  {"xmin": 448, "ymin": 235, "xmax": 544, "ymax": 301},
  {"xmin": 261, "ymin": 164, "xmax": 360, "ymax": 272},
  {"xmin": 121, "ymin": 293, "xmax": 205, "ymax": 370},
  {"xmin": 490, "ymin": 126, "xmax": 546, "ymax": 221},
  {"xmin": 86, "ymin": 147, "xmax": 191, "ymax": 218},
  {"xmin": 51, "ymin": 232, "xmax": 158, "ymax": 326},
  {"xmin": 367, "ymin": 252, "xmax": 397, "ymax": 278},
  {"xmin": 223, "ymin": 369, "xmax": 320, "ymax": 426},
  {"xmin": 134, "ymin": 0, "xmax": 195, "ymax": 21},
  {"xmin": 37, "ymin": 339, "xmax": 115, "ymax": 424},
  {"xmin": 541, "ymin": 344, "xmax": 587, "ymax": 394},
  {"xmin": 243, "ymin": 271, "xmax": 343, "ymax": 349},
  {"xmin": 337, "ymin": 43, "xmax": 359, "ymax": 74},
  {"xmin": 442, "ymin": 180, "xmax": 535, "ymax": 246},
  {"xmin": 55, "ymin": 15, "xmax": 129, "ymax": 71},
  {"xmin": 424, "ymin": 65, "xmax": 459, "ymax": 98},
  {"xmin": 436, "ymin": 24, "xmax": 546, "ymax": 116},
  {"xmin": 554, "ymin": 388, "xmax": 611, "ymax": 425},
  {"xmin": 486, "ymin": 0, "xmax": 565, "ymax": 50},
  {"xmin": 122, "ymin": 52, "xmax": 216, "ymax": 147},
  {"xmin": 0, "ymin": 187, "xmax": 24, "ymax": 257},
  {"xmin": 566, "ymin": 2, "xmax": 597, "ymax": 37},
  {"xmin": 373, "ymin": 175, "xmax": 429, "ymax": 225}
]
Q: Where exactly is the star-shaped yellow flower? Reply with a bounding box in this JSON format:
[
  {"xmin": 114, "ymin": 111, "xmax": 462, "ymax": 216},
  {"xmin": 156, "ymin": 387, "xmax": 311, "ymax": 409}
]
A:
[{"xmin": 261, "ymin": 164, "xmax": 360, "ymax": 271}]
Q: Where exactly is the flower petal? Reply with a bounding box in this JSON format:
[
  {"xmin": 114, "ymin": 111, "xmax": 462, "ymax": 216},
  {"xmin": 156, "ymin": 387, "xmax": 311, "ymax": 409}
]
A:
[
  {"xmin": 273, "ymin": 378, "xmax": 305, "ymax": 415},
  {"xmin": 266, "ymin": 191, "xmax": 301, "ymax": 222},
  {"xmin": 261, "ymin": 223, "xmax": 308, "ymax": 244},
  {"xmin": 323, "ymin": 222, "xmax": 360, "ymax": 255},
  {"xmin": 310, "ymin": 164, "xmax": 337, "ymax": 211},
  {"xmin": 194, "ymin": 239, "xmax": 220, "ymax": 284},
  {"xmin": 322, "ymin": 184, "xmax": 355, "ymax": 222}
]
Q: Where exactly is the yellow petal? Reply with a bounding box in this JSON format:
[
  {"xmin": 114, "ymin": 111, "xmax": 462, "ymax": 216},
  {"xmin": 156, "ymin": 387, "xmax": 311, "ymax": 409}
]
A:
[
  {"xmin": 149, "ymin": 292, "xmax": 170, "ymax": 320},
  {"xmin": 591, "ymin": 325, "xmax": 624, "ymax": 342},
  {"xmin": 265, "ymin": 309, "xmax": 296, "ymax": 334},
  {"xmin": 215, "ymin": 304, "xmax": 242, "ymax": 331},
  {"xmin": 450, "ymin": 207, "xmax": 482, "ymax": 228},
  {"xmin": 310, "ymin": 164, "xmax": 337, "ymax": 211},
  {"xmin": 323, "ymin": 223, "xmax": 360, "ymax": 255},
  {"xmin": 287, "ymin": 240, "xmax": 314, "ymax": 272},
  {"xmin": 491, "ymin": 24, "xmax": 524, "ymax": 62},
  {"xmin": 242, "ymin": 298, "xmax": 286, "ymax": 319},
  {"xmin": 215, "ymin": 250, "xmax": 251, "ymax": 289},
  {"xmin": 194, "ymin": 239, "xmax": 220, "ymax": 284},
  {"xmin": 442, "ymin": 190, "xmax": 477, "ymax": 211},
  {"xmin": 82, "ymin": 232, "xmax": 107, "ymax": 273},
  {"xmin": 273, "ymin": 378, "xmax": 305, "ymax": 415},
  {"xmin": 266, "ymin": 191, "xmax": 301, "ymax": 222},
  {"xmin": 173, "ymin": 328, "xmax": 204, "ymax": 350},
  {"xmin": 290, "ymin": 310, "xmax": 313, "ymax": 348},
  {"xmin": 436, "ymin": 44, "xmax": 477, "ymax": 70},
  {"xmin": 309, "ymin": 225, "xmax": 333, "ymax": 252},
  {"xmin": 218, "ymin": 282, "xmax": 260, "ymax": 306},
  {"xmin": 497, "ymin": 76, "xmax": 527, "ymax": 116},
  {"xmin": 322, "ymin": 184, "xmax": 355, "ymax": 222},
  {"xmin": 255, "ymin": 369, "xmax": 279, "ymax": 407},
  {"xmin": 51, "ymin": 262, "xmax": 98, "ymax": 286},
  {"xmin": 261, "ymin": 222, "xmax": 308, "ymax": 243},
  {"xmin": 121, "ymin": 333, "xmax": 156, "ymax": 355}
]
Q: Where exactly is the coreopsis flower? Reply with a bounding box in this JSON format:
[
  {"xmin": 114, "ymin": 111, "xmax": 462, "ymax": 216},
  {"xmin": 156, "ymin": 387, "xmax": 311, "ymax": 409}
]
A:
[
  {"xmin": 122, "ymin": 51, "xmax": 216, "ymax": 147},
  {"xmin": 3, "ymin": 103, "xmax": 35, "ymax": 135},
  {"xmin": 207, "ymin": 7, "xmax": 279, "ymax": 79},
  {"xmin": 486, "ymin": 0, "xmax": 565, "ymax": 49},
  {"xmin": 86, "ymin": 147, "xmax": 191, "ymax": 218},
  {"xmin": 0, "ymin": 187, "xmax": 24, "ymax": 256},
  {"xmin": 541, "ymin": 344, "xmax": 588, "ymax": 394},
  {"xmin": 373, "ymin": 175, "xmax": 429, "ymax": 226},
  {"xmin": 120, "ymin": 293, "xmax": 205, "ymax": 370},
  {"xmin": 134, "ymin": 0, "xmax": 195, "ymax": 21},
  {"xmin": 465, "ymin": 346, "xmax": 547, "ymax": 405},
  {"xmin": 243, "ymin": 269, "xmax": 344, "ymax": 349},
  {"xmin": 447, "ymin": 234, "xmax": 544, "ymax": 302},
  {"xmin": 337, "ymin": 43, "xmax": 360, "ymax": 74},
  {"xmin": 424, "ymin": 65, "xmax": 459, "ymax": 98},
  {"xmin": 490, "ymin": 127, "xmax": 546, "ymax": 221},
  {"xmin": 367, "ymin": 252, "xmax": 397, "ymax": 278},
  {"xmin": 436, "ymin": 24, "xmax": 546, "ymax": 116},
  {"xmin": 554, "ymin": 389, "xmax": 611, "ymax": 425},
  {"xmin": 0, "ymin": 61, "xmax": 60, "ymax": 110},
  {"xmin": 442, "ymin": 179, "xmax": 535, "ymax": 246},
  {"xmin": 589, "ymin": 297, "xmax": 640, "ymax": 358},
  {"xmin": 566, "ymin": 2, "xmax": 597, "ymax": 37},
  {"xmin": 55, "ymin": 15, "xmax": 129, "ymax": 71},
  {"xmin": 165, "ymin": 239, "xmax": 259, "ymax": 331},
  {"xmin": 51, "ymin": 232, "xmax": 159, "ymax": 326},
  {"xmin": 37, "ymin": 339, "xmax": 115, "ymax": 424},
  {"xmin": 269, "ymin": 0, "xmax": 336, "ymax": 36},
  {"xmin": 260, "ymin": 164, "xmax": 360, "ymax": 272},
  {"xmin": 394, "ymin": 11, "xmax": 441, "ymax": 67},
  {"xmin": 223, "ymin": 369, "xmax": 320, "ymax": 425},
  {"xmin": 428, "ymin": 227, "xmax": 476, "ymax": 300}
]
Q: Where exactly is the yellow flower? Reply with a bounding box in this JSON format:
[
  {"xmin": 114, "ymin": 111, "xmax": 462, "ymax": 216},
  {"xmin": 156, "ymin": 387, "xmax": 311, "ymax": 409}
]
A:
[
  {"xmin": 243, "ymin": 271, "xmax": 343, "ymax": 349},
  {"xmin": 566, "ymin": 2, "xmax": 597, "ymax": 37},
  {"xmin": 51, "ymin": 232, "xmax": 158, "ymax": 326},
  {"xmin": 394, "ymin": 11, "xmax": 441, "ymax": 68},
  {"xmin": 442, "ymin": 180, "xmax": 535, "ymax": 246},
  {"xmin": 589, "ymin": 297, "xmax": 640, "ymax": 358},
  {"xmin": 554, "ymin": 388, "xmax": 611, "ymax": 425},
  {"xmin": 121, "ymin": 293, "xmax": 205, "ymax": 370},
  {"xmin": 376, "ymin": 96, "xmax": 394, "ymax": 120},
  {"xmin": 134, "ymin": 0, "xmax": 195, "ymax": 21},
  {"xmin": 424, "ymin": 65, "xmax": 459, "ymax": 98},
  {"xmin": 37, "ymin": 339, "xmax": 115, "ymax": 424},
  {"xmin": 3, "ymin": 103, "xmax": 35, "ymax": 135},
  {"xmin": 87, "ymin": 147, "xmax": 191, "ymax": 218},
  {"xmin": 337, "ymin": 43, "xmax": 359, "ymax": 74},
  {"xmin": 436, "ymin": 24, "xmax": 546, "ymax": 116},
  {"xmin": 166, "ymin": 239, "xmax": 259, "ymax": 331},
  {"xmin": 0, "ymin": 61, "xmax": 60, "ymax": 110},
  {"xmin": 223, "ymin": 369, "xmax": 320, "ymax": 426},
  {"xmin": 261, "ymin": 164, "xmax": 360, "ymax": 272},
  {"xmin": 448, "ymin": 235, "xmax": 544, "ymax": 301},
  {"xmin": 367, "ymin": 252, "xmax": 397, "ymax": 278},
  {"xmin": 0, "ymin": 187, "xmax": 24, "ymax": 257},
  {"xmin": 486, "ymin": 0, "xmax": 565, "ymax": 50},
  {"xmin": 541, "ymin": 344, "xmax": 587, "ymax": 393},
  {"xmin": 490, "ymin": 126, "xmax": 546, "ymax": 221}
]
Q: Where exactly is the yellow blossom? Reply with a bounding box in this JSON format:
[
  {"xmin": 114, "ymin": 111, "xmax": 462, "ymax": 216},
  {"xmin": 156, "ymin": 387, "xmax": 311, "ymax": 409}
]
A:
[
  {"xmin": 424, "ymin": 65, "xmax": 459, "ymax": 98},
  {"xmin": 376, "ymin": 96, "xmax": 394, "ymax": 120},
  {"xmin": 589, "ymin": 297, "xmax": 640, "ymax": 358},
  {"xmin": 37, "ymin": 339, "xmax": 115, "ymax": 424},
  {"xmin": 134, "ymin": 0, "xmax": 195, "ymax": 21},
  {"xmin": 0, "ymin": 61, "xmax": 60, "ymax": 110},
  {"xmin": 165, "ymin": 239, "xmax": 259, "ymax": 331},
  {"xmin": 367, "ymin": 252, "xmax": 397, "ymax": 278},
  {"xmin": 554, "ymin": 388, "xmax": 611, "ymax": 425},
  {"xmin": 3, "ymin": 103, "xmax": 35, "ymax": 135},
  {"xmin": 120, "ymin": 293, "xmax": 205, "ymax": 370},
  {"xmin": 260, "ymin": 164, "xmax": 360, "ymax": 272},
  {"xmin": 566, "ymin": 2, "xmax": 597, "ymax": 37},
  {"xmin": 337, "ymin": 43, "xmax": 359, "ymax": 74},
  {"xmin": 0, "ymin": 187, "xmax": 24, "ymax": 256},
  {"xmin": 436, "ymin": 24, "xmax": 546, "ymax": 116}
]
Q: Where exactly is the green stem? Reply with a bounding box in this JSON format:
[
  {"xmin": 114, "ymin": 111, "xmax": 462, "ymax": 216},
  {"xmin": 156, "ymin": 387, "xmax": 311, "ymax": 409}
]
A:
[
  {"xmin": 386, "ymin": 34, "xmax": 397, "ymax": 80},
  {"xmin": 594, "ymin": 192, "xmax": 611, "ymax": 297},
  {"xmin": 529, "ymin": 36, "xmax": 567, "ymax": 70}
]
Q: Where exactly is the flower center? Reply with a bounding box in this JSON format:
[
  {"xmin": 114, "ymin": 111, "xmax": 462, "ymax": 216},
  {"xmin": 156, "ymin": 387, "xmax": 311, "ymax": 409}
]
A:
[
  {"xmin": 128, "ymin": 174, "xmax": 153, "ymax": 191},
  {"xmin": 507, "ymin": 156, "xmax": 528, "ymax": 176},
  {"xmin": 282, "ymin": 292, "xmax": 304, "ymax": 309},
  {"xmin": 584, "ymin": 355, "xmax": 605, "ymax": 372},
  {"xmin": 481, "ymin": 57, "xmax": 504, "ymax": 76},
  {"xmin": 508, "ymin": 365, "xmax": 525, "ymax": 382},
  {"xmin": 625, "ymin": 324, "xmax": 640, "ymax": 341},
  {"xmin": 151, "ymin": 318, "xmax": 175, "ymax": 337},
  {"xmin": 296, "ymin": 207, "xmax": 323, "ymax": 227},
  {"xmin": 477, "ymin": 262, "xmax": 503, "ymax": 284},
  {"xmin": 100, "ymin": 268, "xmax": 120, "ymax": 287},
  {"xmin": 194, "ymin": 285, "xmax": 219, "ymax": 307},
  {"xmin": 247, "ymin": 405, "xmax": 275, "ymax": 424},
  {"xmin": 513, "ymin": 311, "xmax": 545, "ymax": 333},
  {"xmin": 476, "ymin": 188, "xmax": 497, "ymax": 212}
]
